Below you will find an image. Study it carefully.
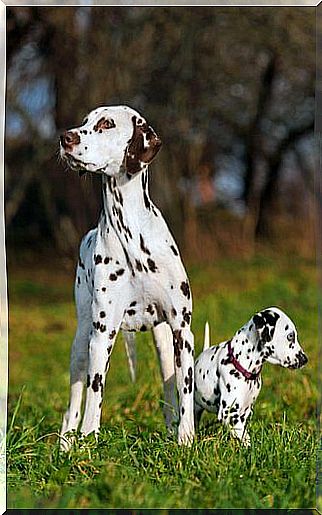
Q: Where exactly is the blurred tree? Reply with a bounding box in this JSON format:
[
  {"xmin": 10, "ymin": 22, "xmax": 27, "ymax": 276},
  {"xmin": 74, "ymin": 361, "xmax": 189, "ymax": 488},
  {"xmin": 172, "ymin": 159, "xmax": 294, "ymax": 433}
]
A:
[{"xmin": 5, "ymin": 6, "xmax": 315, "ymax": 259}]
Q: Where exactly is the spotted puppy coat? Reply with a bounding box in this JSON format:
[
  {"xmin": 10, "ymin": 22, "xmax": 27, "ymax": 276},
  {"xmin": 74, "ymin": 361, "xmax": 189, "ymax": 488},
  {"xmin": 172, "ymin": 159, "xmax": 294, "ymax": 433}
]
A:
[
  {"xmin": 59, "ymin": 105, "xmax": 194, "ymax": 448},
  {"xmin": 194, "ymin": 307, "xmax": 308, "ymax": 445}
]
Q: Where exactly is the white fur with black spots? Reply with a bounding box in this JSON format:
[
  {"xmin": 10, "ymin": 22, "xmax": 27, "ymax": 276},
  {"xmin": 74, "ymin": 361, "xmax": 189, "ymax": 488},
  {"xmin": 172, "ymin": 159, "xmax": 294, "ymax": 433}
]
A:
[
  {"xmin": 194, "ymin": 307, "xmax": 307, "ymax": 446},
  {"xmin": 59, "ymin": 105, "xmax": 194, "ymax": 449}
]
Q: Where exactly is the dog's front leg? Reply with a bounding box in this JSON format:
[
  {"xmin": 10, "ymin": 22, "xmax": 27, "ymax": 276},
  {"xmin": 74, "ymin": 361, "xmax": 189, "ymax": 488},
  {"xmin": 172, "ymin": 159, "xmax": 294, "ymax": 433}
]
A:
[
  {"xmin": 172, "ymin": 325, "xmax": 195, "ymax": 445},
  {"xmin": 80, "ymin": 303, "xmax": 123, "ymax": 437}
]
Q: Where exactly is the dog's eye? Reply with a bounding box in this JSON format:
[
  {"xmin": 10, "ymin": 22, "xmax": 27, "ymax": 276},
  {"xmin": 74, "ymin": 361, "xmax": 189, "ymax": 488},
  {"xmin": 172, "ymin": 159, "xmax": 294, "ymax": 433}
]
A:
[
  {"xmin": 102, "ymin": 119, "xmax": 115, "ymax": 130},
  {"xmin": 93, "ymin": 118, "xmax": 116, "ymax": 132},
  {"xmin": 287, "ymin": 331, "xmax": 295, "ymax": 342}
]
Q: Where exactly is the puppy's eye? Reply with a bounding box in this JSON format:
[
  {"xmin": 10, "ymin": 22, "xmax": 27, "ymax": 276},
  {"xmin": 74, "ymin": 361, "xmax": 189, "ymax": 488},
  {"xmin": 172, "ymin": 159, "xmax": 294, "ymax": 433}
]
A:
[{"xmin": 287, "ymin": 331, "xmax": 295, "ymax": 342}]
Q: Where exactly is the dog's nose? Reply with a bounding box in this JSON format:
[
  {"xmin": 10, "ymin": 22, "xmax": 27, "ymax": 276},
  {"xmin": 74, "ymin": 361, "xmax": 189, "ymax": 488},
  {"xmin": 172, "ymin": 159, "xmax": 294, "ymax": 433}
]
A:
[
  {"xmin": 297, "ymin": 351, "xmax": 308, "ymax": 367},
  {"xmin": 60, "ymin": 130, "xmax": 80, "ymax": 150}
]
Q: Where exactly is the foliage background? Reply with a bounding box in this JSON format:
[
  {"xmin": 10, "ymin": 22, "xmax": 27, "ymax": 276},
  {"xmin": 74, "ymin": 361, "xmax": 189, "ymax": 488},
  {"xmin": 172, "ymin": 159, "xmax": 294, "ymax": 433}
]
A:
[
  {"xmin": 5, "ymin": 5, "xmax": 319, "ymax": 510},
  {"xmin": 6, "ymin": 6, "xmax": 316, "ymax": 260}
]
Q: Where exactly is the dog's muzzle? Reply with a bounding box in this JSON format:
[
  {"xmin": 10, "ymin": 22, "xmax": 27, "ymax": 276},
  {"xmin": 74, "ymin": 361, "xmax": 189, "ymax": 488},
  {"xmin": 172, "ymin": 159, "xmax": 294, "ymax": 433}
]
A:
[{"xmin": 60, "ymin": 130, "xmax": 80, "ymax": 152}]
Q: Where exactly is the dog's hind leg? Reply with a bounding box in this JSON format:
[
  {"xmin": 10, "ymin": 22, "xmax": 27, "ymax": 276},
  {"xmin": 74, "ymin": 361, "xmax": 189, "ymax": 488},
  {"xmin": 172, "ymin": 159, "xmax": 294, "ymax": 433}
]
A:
[
  {"xmin": 122, "ymin": 330, "xmax": 137, "ymax": 383},
  {"xmin": 194, "ymin": 403, "xmax": 204, "ymax": 431},
  {"xmin": 153, "ymin": 322, "xmax": 179, "ymax": 432}
]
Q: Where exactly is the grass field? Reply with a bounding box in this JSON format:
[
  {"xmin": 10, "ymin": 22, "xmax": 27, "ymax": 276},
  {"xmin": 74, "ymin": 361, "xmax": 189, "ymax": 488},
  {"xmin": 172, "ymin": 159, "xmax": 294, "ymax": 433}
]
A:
[{"xmin": 7, "ymin": 253, "xmax": 319, "ymax": 509}]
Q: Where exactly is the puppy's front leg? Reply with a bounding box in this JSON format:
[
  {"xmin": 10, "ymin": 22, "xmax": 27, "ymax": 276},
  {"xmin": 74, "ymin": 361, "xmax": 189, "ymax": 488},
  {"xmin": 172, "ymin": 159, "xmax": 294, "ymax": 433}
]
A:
[
  {"xmin": 231, "ymin": 423, "xmax": 251, "ymax": 447},
  {"xmin": 220, "ymin": 399, "xmax": 252, "ymax": 447}
]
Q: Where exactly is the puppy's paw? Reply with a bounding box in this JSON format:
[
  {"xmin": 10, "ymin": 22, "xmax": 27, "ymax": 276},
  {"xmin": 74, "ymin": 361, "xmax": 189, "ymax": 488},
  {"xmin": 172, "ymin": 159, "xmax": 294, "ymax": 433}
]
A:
[{"xmin": 241, "ymin": 432, "xmax": 251, "ymax": 447}]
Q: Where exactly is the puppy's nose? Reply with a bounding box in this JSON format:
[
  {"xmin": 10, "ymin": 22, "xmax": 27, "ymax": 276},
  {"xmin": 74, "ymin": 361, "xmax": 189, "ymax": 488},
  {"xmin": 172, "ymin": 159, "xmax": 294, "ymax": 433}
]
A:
[
  {"xmin": 60, "ymin": 130, "xmax": 80, "ymax": 150},
  {"xmin": 297, "ymin": 351, "xmax": 308, "ymax": 367}
]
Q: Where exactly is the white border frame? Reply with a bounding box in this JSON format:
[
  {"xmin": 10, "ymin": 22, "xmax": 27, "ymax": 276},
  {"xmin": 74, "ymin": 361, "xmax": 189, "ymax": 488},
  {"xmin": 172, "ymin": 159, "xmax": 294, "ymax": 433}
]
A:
[
  {"xmin": 2, "ymin": 1, "xmax": 321, "ymax": 5},
  {"xmin": 0, "ymin": 2, "xmax": 6, "ymax": 514},
  {"xmin": 1, "ymin": 3, "xmax": 319, "ymax": 514}
]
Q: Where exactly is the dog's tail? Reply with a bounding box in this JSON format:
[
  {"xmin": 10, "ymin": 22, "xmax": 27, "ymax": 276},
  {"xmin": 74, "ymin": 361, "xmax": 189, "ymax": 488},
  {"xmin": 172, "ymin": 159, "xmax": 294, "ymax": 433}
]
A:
[
  {"xmin": 203, "ymin": 321, "xmax": 210, "ymax": 351},
  {"xmin": 123, "ymin": 331, "xmax": 137, "ymax": 383}
]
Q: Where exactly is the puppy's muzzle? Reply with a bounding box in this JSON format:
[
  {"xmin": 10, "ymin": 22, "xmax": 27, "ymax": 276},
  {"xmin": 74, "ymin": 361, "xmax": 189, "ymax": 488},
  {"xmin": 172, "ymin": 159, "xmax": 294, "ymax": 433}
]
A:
[
  {"xmin": 290, "ymin": 350, "xmax": 308, "ymax": 369},
  {"xmin": 296, "ymin": 350, "xmax": 308, "ymax": 368}
]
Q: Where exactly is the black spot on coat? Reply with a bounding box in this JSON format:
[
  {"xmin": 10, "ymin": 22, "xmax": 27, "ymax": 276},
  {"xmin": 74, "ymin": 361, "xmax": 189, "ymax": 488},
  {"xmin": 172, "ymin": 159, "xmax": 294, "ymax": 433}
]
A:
[
  {"xmin": 170, "ymin": 245, "xmax": 178, "ymax": 256},
  {"xmin": 180, "ymin": 281, "xmax": 191, "ymax": 300},
  {"xmin": 140, "ymin": 234, "xmax": 151, "ymax": 255},
  {"xmin": 147, "ymin": 258, "xmax": 158, "ymax": 273}
]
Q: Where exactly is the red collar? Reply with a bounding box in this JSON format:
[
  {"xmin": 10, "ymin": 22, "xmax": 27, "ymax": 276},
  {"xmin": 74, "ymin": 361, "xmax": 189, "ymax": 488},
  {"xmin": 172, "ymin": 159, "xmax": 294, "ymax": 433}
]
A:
[{"xmin": 227, "ymin": 340, "xmax": 261, "ymax": 381}]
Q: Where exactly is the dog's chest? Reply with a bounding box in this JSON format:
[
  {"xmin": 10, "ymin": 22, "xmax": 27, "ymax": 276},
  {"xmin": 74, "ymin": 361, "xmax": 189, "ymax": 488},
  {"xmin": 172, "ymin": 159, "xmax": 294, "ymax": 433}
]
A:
[{"xmin": 80, "ymin": 224, "xmax": 186, "ymax": 332}]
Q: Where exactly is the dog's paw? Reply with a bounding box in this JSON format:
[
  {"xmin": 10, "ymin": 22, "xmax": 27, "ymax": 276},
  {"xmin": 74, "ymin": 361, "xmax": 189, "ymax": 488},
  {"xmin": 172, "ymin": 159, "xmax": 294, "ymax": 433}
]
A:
[
  {"xmin": 178, "ymin": 434, "xmax": 193, "ymax": 447},
  {"xmin": 178, "ymin": 422, "xmax": 195, "ymax": 446},
  {"xmin": 59, "ymin": 430, "xmax": 76, "ymax": 452}
]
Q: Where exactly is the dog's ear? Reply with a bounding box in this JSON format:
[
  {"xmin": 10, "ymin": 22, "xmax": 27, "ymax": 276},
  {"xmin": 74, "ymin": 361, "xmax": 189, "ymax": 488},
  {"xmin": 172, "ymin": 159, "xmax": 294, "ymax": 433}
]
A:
[
  {"xmin": 124, "ymin": 116, "xmax": 162, "ymax": 175},
  {"xmin": 253, "ymin": 309, "xmax": 280, "ymax": 350}
]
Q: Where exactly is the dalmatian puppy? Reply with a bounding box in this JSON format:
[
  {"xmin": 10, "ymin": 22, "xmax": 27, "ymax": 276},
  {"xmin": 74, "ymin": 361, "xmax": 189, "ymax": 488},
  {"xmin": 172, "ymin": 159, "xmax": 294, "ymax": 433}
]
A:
[
  {"xmin": 194, "ymin": 307, "xmax": 308, "ymax": 445},
  {"xmin": 59, "ymin": 105, "xmax": 194, "ymax": 448}
]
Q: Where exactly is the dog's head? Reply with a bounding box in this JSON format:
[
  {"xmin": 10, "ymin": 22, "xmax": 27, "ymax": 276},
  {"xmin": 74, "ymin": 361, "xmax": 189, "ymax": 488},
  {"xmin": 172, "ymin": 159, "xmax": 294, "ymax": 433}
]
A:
[
  {"xmin": 60, "ymin": 105, "xmax": 162, "ymax": 177},
  {"xmin": 252, "ymin": 307, "xmax": 307, "ymax": 369}
]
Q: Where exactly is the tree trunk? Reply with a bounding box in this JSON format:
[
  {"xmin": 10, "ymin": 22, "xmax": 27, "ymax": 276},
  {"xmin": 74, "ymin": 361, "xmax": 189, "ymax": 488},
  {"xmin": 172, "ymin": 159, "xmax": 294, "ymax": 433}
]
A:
[
  {"xmin": 242, "ymin": 53, "xmax": 278, "ymax": 210},
  {"xmin": 255, "ymin": 121, "xmax": 314, "ymax": 239},
  {"xmin": 255, "ymin": 159, "xmax": 280, "ymax": 239}
]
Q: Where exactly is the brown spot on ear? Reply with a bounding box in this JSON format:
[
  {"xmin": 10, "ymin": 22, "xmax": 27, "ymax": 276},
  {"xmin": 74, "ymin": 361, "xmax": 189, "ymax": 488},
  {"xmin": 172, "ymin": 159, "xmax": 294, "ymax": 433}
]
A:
[{"xmin": 125, "ymin": 116, "xmax": 162, "ymax": 175}]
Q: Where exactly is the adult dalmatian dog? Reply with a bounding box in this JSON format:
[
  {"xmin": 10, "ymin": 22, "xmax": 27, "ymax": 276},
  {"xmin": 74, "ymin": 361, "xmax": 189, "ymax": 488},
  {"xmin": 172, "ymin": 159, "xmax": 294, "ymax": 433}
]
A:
[
  {"xmin": 59, "ymin": 105, "xmax": 194, "ymax": 448},
  {"xmin": 194, "ymin": 307, "xmax": 308, "ymax": 445}
]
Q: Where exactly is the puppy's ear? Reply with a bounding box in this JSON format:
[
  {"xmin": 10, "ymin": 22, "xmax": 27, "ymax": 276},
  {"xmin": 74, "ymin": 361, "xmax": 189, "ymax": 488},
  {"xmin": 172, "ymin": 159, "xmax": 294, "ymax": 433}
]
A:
[
  {"xmin": 125, "ymin": 116, "xmax": 162, "ymax": 175},
  {"xmin": 253, "ymin": 313, "xmax": 265, "ymax": 330},
  {"xmin": 253, "ymin": 309, "xmax": 280, "ymax": 350}
]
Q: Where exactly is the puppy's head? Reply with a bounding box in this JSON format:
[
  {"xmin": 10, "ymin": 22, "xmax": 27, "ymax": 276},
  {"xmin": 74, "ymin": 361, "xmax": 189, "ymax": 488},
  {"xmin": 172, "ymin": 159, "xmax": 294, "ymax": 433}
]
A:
[
  {"xmin": 60, "ymin": 105, "xmax": 162, "ymax": 177},
  {"xmin": 252, "ymin": 307, "xmax": 307, "ymax": 369}
]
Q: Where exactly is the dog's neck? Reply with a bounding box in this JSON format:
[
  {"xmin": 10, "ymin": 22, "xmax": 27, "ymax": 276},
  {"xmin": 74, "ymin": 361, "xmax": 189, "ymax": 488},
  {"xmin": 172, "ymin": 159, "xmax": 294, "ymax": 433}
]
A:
[
  {"xmin": 229, "ymin": 322, "xmax": 265, "ymax": 376},
  {"xmin": 99, "ymin": 168, "xmax": 157, "ymax": 246}
]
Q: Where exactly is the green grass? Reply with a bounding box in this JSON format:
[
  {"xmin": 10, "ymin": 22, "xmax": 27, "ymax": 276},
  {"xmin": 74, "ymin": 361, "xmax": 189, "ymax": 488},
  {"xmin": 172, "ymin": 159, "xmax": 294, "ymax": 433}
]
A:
[{"xmin": 7, "ymin": 254, "xmax": 318, "ymax": 509}]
